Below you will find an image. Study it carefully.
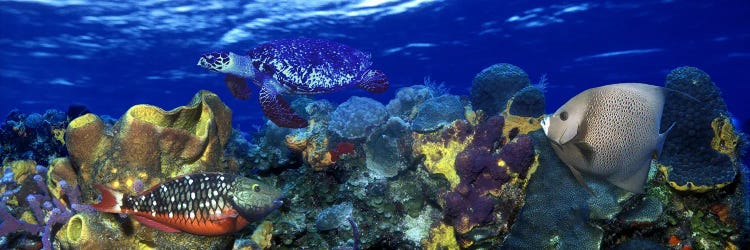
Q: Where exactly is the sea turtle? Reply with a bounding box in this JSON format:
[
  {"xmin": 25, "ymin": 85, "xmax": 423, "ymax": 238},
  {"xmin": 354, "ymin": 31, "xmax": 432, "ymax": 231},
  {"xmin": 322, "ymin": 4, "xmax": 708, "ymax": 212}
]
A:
[{"xmin": 197, "ymin": 38, "xmax": 389, "ymax": 128}]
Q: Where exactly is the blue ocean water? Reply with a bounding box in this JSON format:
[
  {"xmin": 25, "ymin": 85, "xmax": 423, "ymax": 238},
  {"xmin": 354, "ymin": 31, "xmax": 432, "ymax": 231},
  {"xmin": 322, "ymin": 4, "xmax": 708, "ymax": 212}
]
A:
[{"xmin": 1, "ymin": 0, "xmax": 748, "ymax": 130}]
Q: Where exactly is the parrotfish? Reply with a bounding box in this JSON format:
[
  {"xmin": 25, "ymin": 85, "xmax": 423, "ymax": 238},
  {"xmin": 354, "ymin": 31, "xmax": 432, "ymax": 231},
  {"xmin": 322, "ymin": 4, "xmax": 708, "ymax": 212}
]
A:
[
  {"xmin": 92, "ymin": 173, "xmax": 283, "ymax": 236},
  {"xmin": 540, "ymin": 83, "xmax": 674, "ymax": 193},
  {"xmin": 197, "ymin": 38, "xmax": 389, "ymax": 128}
]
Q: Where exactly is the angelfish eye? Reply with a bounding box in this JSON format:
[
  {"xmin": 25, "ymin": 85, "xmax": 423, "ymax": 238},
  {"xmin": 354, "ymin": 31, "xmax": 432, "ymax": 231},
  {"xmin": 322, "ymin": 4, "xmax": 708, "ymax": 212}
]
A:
[
  {"xmin": 559, "ymin": 111, "xmax": 568, "ymax": 121},
  {"xmin": 253, "ymin": 184, "xmax": 261, "ymax": 192}
]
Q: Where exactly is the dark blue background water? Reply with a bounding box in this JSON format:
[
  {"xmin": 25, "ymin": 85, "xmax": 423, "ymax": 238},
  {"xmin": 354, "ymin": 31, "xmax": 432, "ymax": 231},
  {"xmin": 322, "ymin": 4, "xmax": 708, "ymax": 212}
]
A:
[{"xmin": 1, "ymin": 0, "xmax": 748, "ymax": 132}]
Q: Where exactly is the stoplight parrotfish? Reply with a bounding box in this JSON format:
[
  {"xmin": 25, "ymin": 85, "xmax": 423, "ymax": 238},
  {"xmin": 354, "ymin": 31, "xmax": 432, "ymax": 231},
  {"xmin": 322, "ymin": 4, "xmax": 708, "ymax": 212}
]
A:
[
  {"xmin": 541, "ymin": 83, "xmax": 675, "ymax": 194},
  {"xmin": 197, "ymin": 38, "xmax": 389, "ymax": 128},
  {"xmin": 92, "ymin": 173, "xmax": 283, "ymax": 236}
]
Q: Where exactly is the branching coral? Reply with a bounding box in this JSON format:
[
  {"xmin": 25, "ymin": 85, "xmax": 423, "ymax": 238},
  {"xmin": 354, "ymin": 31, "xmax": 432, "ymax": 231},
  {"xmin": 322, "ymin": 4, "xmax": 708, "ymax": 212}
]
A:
[{"xmin": 0, "ymin": 161, "xmax": 87, "ymax": 250}]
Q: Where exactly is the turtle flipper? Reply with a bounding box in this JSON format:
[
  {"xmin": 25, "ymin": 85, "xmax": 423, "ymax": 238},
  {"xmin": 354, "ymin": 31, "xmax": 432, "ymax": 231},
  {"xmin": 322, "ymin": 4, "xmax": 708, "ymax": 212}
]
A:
[
  {"xmin": 225, "ymin": 74, "xmax": 252, "ymax": 100},
  {"xmin": 259, "ymin": 80, "xmax": 308, "ymax": 128},
  {"xmin": 356, "ymin": 69, "xmax": 389, "ymax": 93}
]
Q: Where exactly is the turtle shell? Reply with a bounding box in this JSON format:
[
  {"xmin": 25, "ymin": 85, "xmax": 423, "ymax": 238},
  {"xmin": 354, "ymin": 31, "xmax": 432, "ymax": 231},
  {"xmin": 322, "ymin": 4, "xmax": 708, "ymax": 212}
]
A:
[{"xmin": 249, "ymin": 38, "xmax": 373, "ymax": 93}]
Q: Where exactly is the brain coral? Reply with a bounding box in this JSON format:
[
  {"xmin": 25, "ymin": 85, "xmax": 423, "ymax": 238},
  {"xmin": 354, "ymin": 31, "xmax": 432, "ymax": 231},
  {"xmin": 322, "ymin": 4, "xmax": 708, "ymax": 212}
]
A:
[
  {"xmin": 328, "ymin": 96, "xmax": 388, "ymax": 139},
  {"xmin": 659, "ymin": 66, "xmax": 743, "ymax": 192},
  {"xmin": 411, "ymin": 94, "xmax": 466, "ymax": 133},
  {"xmin": 470, "ymin": 63, "xmax": 531, "ymax": 116}
]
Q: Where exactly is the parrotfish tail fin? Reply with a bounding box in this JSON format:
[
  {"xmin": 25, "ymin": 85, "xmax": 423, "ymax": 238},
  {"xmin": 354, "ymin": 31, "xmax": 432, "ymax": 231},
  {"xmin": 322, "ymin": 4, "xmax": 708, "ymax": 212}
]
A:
[
  {"xmin": 566, "ymin": 164, "xmax": 595, "ymax": 195},
  {"xmin": 609, "ymin": 158, "xmax": 651, "ymax": 194},
  {"xmin": 357, "ymin": 69, "xmax": 389, "ymax": 93},
  {"xmin": 225, "ymin": 74, "xmax": 252, "ymax": 100},
  {"xmin": 132, "ymin": 215, "xmax": 181, "ymax": 233},
  {"xmin": 259, "ymin": 81, "xmax": 308, "ymax": 128},
  {"xmin": 656, "ymin": 122, "xmax": 676, "ymax": 158},
  {"xmin": 92, "ymin": 184, "xmax": 124, "ymax": 214}
]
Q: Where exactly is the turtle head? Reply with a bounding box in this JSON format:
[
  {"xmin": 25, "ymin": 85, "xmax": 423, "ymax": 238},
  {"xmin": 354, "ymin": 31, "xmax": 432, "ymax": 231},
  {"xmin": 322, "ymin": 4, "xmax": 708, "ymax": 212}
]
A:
[{"xmin": 198, "ymin": 51, "xmax": 233, "ymax": 73}]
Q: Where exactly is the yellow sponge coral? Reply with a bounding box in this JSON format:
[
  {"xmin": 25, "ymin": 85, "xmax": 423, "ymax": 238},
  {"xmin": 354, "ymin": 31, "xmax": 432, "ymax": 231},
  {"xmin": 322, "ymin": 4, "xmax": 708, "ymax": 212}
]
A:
[
  {"xmin": 65, "ymin": 90, "xmax": 234, "ymax": 202},
  {"xmin": 422, "ymin": 223, "xmax": 459, "ymax": 250},
  {"xmin": 413, "ymin": 120, "xmax": 473, "ymax": 189},
  {"xmin": 711, "ymin": 114, "xmax": 739, "ymax": 159}
]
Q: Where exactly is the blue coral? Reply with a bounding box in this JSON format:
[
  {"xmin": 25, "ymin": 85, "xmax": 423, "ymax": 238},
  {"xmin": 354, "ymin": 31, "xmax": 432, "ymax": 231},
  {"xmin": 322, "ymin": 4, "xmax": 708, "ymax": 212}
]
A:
[
  {"xmin": 365, "ymin": 117, "xmax": 411, "ymax": 178},
  {"xmin": 470, "ymin": 63, "xmax": 531, "ymax": 116},
  {"xmin": 410, "ymin": 95, "xmax": 465, "ymax": 133},
  {"xmin": 328, "ymin": 96, "xmax": 388, "ymax": 140},
  {"xmin": 0, "ymin": 109, "xmax": 67, "ymax": 164},
  {"xmin": 660, "ymin": 66, "xmax": 737, "ymax": 190},
  {"xmin": 386, "ymin": 85, "xmax": 434, "ymax": 121}
]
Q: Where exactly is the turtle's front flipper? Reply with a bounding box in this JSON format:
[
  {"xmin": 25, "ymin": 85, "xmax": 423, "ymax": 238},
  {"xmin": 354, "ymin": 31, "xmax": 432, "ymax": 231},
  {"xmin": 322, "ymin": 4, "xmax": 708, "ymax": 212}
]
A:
[
  {"xmin": 356, "ymin": 69, "xmax": 389, "ymax": 93},
  {"xmin": 259, "ymin": 80, "xmax": 308, "ymax": 128},
  {"xmin": 225, "ymin": 74, "xmax": 251, "ymax": 100}
]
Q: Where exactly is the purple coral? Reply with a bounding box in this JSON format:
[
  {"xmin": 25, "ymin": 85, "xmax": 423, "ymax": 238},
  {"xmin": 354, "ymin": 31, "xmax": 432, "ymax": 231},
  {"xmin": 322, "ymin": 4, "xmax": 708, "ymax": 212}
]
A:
[
  {"xmin": 0, "ymin": 165, "xmax": 86, "ymax": 250},
  {"xmin": 441, "ymin": 115, "xmax": 535, "ymax": 234}
]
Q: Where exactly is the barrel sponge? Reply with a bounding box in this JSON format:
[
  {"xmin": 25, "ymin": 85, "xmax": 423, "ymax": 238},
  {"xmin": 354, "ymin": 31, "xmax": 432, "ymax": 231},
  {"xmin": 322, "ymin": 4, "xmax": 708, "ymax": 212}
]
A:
[
  {"xmin": 470, "ymin": 63, "xmax": 530, "ymax": 116},
  {"xmin": 65, "ymin": 90, "xmax": 234, "ymax": 202},
  {"xmin": 659, "ymin": 66, "xmax": 741, "ymax": 192}
]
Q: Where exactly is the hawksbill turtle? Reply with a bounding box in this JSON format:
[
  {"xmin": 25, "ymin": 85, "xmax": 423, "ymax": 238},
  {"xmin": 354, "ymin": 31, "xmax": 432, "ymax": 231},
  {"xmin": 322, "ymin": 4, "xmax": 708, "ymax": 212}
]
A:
[{"xmin": 197, "ymin": 38, "xmax": 389, "ymax": 128}]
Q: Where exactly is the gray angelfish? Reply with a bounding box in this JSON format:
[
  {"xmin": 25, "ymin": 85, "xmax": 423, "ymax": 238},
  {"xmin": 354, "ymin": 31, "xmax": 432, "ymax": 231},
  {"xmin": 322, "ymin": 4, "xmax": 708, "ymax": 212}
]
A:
[{"xmin": 540, "ymin": 83, "xmax": 675, "ymax": 193}]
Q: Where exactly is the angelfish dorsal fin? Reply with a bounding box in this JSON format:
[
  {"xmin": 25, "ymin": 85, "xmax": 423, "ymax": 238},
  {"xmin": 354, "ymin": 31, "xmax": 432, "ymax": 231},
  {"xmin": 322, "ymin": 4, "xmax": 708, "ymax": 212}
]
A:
[{"xmin": 655, "ymin": 122, "xmax": 675, "ymax": 158}]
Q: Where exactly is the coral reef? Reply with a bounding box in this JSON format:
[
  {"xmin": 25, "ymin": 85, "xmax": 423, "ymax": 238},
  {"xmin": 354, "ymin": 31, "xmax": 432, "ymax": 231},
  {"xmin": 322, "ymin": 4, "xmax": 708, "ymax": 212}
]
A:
[
  {"xmin": 386, "ymin": 85, "xmax": 434, "ymax": 121},
  {"xmin": 660, "ymin": 66, "xmax": 742, "ymax": 192},
  {"xmin": 411, "ymin": 94, "xmax": 465, "ymax": 133},
  {"xmin": 285, "ymin": 99, "xmax": 341, "ymax": 171},
  {"xmin": 365, "ymin": 117, "xmax": 411, "ymax": 178},
  {"xmin": 412, "ymin": 120, "xmax": 473, "ymax": 189},
  {"xmin": 470, "ymin": 63, "xmax": 531, "ymax": 116},
  {"xmin": 1, "ymin": 64, "xmax": 748, "ymax": 249},
  {"xmin": 315, "ymin": 202, "xmax": 353, "ymax": 231},
  {"xmin": 53, "ymin": 90, "xmax": 240, "ymax": 248},
  {"xmin": 0, "ymin": 109, "xmax": 67, "ymax": 164},
  {"xmin": 328, "ymin": 96, "xmax": 388, "ymax": 140},
  {"xmin": 66, "ymin": 90, "xmax": 234, "ymax": 199},
  {"xmin": 1, "ymin": 160, "xmax": 86, "ymax": 250},
  {"xmin": 508, "ymin": 85, "xmax": 545, "ymax": 117},
  {"xmin": 422, "ymin": 223, "xmax": 459, "ymax": 250}
]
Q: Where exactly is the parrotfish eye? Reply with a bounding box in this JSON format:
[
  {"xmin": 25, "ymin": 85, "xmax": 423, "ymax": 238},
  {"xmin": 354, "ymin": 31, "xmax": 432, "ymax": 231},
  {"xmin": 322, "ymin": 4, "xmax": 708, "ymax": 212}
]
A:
[
  {"xmin": 253, "ymin": 184, "xmax": 261, "ymax": 192},
  {"xmin": 560, "ymin": 111, "xmax": 569, "ymax": 121}
]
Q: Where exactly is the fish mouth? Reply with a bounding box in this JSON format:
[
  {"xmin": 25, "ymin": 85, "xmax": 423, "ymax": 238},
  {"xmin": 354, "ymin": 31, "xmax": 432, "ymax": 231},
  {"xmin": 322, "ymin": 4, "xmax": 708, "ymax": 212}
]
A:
[
  {"xmin": 540, "ymin": 116, "xmax": 551, "ymax": 135},
  {"xmin": 272, "ymin": 199, "xmax": 284, "ymax": 209}
]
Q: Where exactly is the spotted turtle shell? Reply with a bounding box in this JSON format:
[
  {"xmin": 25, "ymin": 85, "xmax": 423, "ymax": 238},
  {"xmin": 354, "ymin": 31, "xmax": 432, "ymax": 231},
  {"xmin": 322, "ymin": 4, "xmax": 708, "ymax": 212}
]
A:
[{"xmin": 249, "ymin": 38, "xmax": 373, "ymax": 93}]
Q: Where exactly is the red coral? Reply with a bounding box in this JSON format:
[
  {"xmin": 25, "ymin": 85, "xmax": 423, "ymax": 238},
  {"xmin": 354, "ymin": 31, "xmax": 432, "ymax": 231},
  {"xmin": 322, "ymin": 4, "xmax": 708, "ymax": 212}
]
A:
[{"xmin": 330, "ymin": 142, "xmax": 355, "ymax": 162}]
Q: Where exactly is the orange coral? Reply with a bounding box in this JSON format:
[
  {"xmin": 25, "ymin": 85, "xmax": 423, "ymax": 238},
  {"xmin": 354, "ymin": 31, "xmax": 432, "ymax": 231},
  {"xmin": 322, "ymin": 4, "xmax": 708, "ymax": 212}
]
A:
[
  {"xmin": 669, "ymin": 235, "xmax": 680, "ymax": 246},
  {"xmin": 709, "ymin": 203, "xmax": 731, "ymax": 224},
  {"xmin": 284, "ymin": 120, "xmax": 335, "ymax": 171}
]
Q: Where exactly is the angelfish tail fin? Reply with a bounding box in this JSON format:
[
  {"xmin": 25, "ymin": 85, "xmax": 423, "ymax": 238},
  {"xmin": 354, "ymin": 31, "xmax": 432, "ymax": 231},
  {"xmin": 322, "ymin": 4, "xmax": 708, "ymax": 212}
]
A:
[{"xmin": 92, "ymin": 184, "xmax": 124, "ymax": 214}]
